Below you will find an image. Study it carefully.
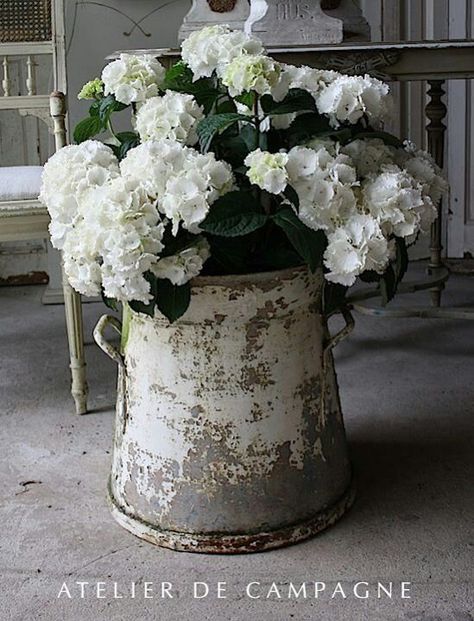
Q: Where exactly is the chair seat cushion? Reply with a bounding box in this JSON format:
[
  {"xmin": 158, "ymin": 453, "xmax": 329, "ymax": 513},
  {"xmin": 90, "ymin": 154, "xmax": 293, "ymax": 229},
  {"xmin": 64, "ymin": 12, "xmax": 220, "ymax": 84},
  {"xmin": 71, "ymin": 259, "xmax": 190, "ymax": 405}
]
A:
[{"xmin": 0, "ymin": 166, "xmax": 43, "ymax": 202}]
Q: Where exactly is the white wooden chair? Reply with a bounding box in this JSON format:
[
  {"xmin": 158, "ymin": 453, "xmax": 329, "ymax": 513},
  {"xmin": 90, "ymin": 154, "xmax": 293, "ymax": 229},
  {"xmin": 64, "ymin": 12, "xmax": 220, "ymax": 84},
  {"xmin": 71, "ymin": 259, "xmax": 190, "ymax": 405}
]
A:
[{"xmin": 0, "ymin": 1, "xmax": 88, "ymax": 414}]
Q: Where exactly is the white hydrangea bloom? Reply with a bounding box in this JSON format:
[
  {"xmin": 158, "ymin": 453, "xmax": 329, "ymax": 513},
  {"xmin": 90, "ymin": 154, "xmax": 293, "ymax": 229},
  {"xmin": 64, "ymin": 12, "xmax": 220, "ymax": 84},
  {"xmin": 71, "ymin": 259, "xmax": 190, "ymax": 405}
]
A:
[
  {"xmin": 161, "ymin": 151, "xmax": 233, "ymax": 235},
  {"xmin": 101, "ymin": 54, "xmax": 165, "ymax": 105},
  {"xmin": 39, "ymin": 140, "xmax": 120, "ymax": 249},
  {"xmin": 297, "ymin": 177, "xmax": 358, "ymax": 233},
  {"xmin": 286, "ymin": 146, "xmax": 319, "ymax": 179},
  {"xmin": 287, "ymin": 144, "xmax": 359, "ymax": 232},
  {"xmin": 305, "ymin": 137, "xmax": 339, "ymax": 156},
  {"xmin": 134, "ymin": 91, "xmax": 204, "ymax": 144},
  {"xmin": 416, "ymin": 195, "xmax": 438, "ymax": 236},
  {"xmin": 222, "ymin": 54, "xmax": 281, "ymax": 97},
  {"xmin": 244, "ymin": 149, "xmax": 289, "ymax": 194},
  {"xmin": 315, "ymin": 74, "xmax": 390, "ymax": 128},
  {"xmin": 272, "ymin": 63, "xmax": 339, "ymax": 101},
  {"xmin": 62, "ymin": 221, "xmax": 103, "ymax": 297},
  {"xmin": 398, "ymin": 142, "xmax": 448, "ymax": 204},
  {"xmin": 341, "ymin": 138, "xmax": 396, "ymax": 177},
  {"xmin": 68, "ymin": 177, "xmax": 165, "ymax": 302},
  {"xmin": 324, "ymin": 214, "xmax": 389, "ymax": 286},
  {"xmin": 181, "ymin": 25, "xmax": 263, "ymax": 81},
  {"xmin": 120, "ymin": 139, "xmax": 185, "ymax": 199},
  {"xmin": 244, "ymin": 144, "xmax": 360, "ymax": 231},
  {"xmin": 199, "ymin": 155, "xmax": 235, "ymax": 195},
  {"xmin": 270, "ymin": 65, "xmax": 341, "ymax": 128},
  {"xmin": 404, "ymin": 155, "xmax": 446, "ymax": 203},
  {"xmin": 123, "ymin": 140, "xmax": 233, "ymax": 235},
  {"xmin": 362, "ymin": 165, "xmax": 427, "ymax": 237},
  {"xmin": 289, "ymin": 65, "xmax": 339, "ymax": 93},
  {"xmin": 160, "ymin": 170, "xmax": 212, "ymax": 235},
  {"xmin": 153, "ymin": 238, "xmax": 210, "ymax": 286},
  {"xmin": 97, "ymin": 177, "xmax": 165, "ymax": 302}
]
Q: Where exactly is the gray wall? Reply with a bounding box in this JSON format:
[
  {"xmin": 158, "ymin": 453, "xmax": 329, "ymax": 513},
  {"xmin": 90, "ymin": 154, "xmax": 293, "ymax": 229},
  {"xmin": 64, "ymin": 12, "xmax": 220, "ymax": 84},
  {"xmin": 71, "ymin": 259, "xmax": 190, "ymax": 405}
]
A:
[{"xmin": 65, "ymin": 0, "xmax": 189, "ymax": 129}]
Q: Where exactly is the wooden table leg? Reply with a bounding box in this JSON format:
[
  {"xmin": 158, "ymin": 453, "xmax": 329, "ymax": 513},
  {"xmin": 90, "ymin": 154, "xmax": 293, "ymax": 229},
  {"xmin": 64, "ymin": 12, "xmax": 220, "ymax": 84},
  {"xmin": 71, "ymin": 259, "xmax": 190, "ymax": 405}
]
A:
[
  {"xmin": 426, "ymin": 79, "xmax": 447, "ymax": 307},
  {"xmin": 62, "ymin": 268, "xmax": 88, "ymax": 414}
]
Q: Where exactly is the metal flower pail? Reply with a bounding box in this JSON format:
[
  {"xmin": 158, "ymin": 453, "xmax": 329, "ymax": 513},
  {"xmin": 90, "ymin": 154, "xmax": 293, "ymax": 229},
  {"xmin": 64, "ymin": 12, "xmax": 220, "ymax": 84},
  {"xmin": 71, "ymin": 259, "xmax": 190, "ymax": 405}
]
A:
[{"xmin": 94, "ymin": 266, "xmax": 355, "ymax": 553}]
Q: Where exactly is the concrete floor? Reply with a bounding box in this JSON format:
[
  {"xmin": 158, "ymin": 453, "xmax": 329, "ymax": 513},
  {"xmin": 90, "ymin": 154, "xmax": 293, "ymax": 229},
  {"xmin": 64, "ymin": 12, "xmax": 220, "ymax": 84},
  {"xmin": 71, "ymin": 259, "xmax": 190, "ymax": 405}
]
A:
[{"xmin": 1, "ymin": 272, "xmax": 473, "ymax": 621}]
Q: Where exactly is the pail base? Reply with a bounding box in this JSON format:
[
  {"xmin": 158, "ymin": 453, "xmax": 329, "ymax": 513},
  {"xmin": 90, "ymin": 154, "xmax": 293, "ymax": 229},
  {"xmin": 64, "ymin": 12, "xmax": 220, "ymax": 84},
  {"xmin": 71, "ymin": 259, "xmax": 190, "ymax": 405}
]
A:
[{"xmin": 107, "ymin": 478, "xmax": 356, "ymax": 554}]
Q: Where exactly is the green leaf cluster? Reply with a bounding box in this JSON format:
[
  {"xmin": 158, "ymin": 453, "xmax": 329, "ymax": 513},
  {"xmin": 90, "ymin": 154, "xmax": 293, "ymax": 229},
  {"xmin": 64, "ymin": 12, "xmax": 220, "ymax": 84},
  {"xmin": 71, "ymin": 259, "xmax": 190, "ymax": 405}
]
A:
[
  {"xmin": 128, "ymin": 271, "xmax": 191, "ymax": 323},
  {"xmin": 163, "ymin": 61, "xmax": 222, "ymax": 113},
  {"xmin": 73, "ymin": 94, "xmax": 128, "ymax": 145}
]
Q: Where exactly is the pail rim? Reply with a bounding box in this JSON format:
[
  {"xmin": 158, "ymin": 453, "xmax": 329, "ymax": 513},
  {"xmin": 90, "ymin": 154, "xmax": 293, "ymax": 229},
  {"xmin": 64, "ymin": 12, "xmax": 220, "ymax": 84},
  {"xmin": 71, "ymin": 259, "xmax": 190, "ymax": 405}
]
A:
[{"xmin": 190, "ymin": 264, "xmax": 315, "ymax": 289}]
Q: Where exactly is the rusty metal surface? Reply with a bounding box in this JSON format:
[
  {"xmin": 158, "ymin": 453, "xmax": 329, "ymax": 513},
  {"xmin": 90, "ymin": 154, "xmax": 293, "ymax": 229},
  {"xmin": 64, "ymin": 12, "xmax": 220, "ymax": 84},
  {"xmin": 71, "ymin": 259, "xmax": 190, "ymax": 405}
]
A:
[
  {"xmin": 105, "ymin": 267, "xmax": 353, "ymax": 552},
  {"xmin": 0, "ymin": 270, "xmax": 48, "ymax": 286},
  {"xmin": 108, "ymin": 477, "xmax": 356, "ymax": 554}
]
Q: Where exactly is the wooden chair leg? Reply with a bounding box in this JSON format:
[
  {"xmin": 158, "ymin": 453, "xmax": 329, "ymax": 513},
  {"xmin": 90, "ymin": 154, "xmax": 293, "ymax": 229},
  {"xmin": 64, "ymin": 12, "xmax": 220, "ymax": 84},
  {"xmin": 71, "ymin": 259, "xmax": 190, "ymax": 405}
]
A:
[{"xmin": 62, "ymin": 268, "xmax": 88, "ymax": 414}]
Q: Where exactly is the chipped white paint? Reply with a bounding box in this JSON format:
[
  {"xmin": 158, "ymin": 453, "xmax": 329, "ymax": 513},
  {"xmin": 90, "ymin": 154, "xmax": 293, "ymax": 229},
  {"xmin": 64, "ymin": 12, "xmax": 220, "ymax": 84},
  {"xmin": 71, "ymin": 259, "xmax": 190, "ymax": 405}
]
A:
[{"xmin": 96, "ymin": 267, "xmax": 354, "ymax": 552}]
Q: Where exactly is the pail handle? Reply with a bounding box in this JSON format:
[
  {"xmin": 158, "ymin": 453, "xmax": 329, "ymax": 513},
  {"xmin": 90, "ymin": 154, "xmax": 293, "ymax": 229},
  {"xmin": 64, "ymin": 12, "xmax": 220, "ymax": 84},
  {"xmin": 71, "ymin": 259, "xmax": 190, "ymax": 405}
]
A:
[
  {"xmin": 324, "ymin": 306, "xmax": 355, "ymax": 354},
  {"xmin": 93, "ymin": 314, "xmax": 124, "ymax": 367}
]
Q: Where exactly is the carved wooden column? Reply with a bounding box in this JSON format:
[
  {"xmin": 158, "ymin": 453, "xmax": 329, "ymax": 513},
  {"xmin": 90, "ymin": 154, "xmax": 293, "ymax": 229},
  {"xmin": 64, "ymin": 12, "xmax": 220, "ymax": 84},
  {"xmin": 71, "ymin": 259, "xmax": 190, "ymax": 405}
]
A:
[
  {"xmin": 425, "ymin": 79, "xmax": 447, "ymax": 307},
  {"xmin": 2, "ymin": 57, "xmax": 11, "ymax": 96}
]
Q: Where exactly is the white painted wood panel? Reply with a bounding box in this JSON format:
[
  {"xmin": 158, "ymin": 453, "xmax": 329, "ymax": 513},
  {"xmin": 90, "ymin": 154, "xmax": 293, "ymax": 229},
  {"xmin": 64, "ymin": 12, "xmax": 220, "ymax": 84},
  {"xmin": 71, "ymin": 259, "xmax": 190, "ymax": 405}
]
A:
[{"xmin": 446, "ymin": 0, "xmax": 473, "ymax": 256}]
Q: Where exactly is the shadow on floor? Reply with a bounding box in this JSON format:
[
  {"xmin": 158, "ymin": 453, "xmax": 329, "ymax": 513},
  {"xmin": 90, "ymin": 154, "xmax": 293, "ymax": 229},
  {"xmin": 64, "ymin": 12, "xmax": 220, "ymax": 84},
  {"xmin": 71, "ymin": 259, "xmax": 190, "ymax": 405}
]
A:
[{"xmin": 348, "ymin": 436, "xmax": 473, "ymax": 522}]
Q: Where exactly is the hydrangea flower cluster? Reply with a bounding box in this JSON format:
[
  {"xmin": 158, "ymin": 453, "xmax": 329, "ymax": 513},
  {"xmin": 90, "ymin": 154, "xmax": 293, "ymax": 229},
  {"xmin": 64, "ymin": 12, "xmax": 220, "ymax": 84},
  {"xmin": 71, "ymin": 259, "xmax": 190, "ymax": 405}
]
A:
[
  {"xmin": 245, "ymin": 137, "xmax": 446, "ymax": 285},
  {"xmin": 153, "ymin": 239, "xmax": 210, "ymax": 286},
  {"xmin": 40, "ymin": 25, "xmax": 447, "ymax": 321},
  {"xmin": 182, "ymin": 26, "xmax": 391, "ymax": 126},
  {"xmin": 134, "ymin": 91, "xmax": 204, "ymax": 144},
  {"xmin": 244, "ymin": 150, "xmax": 289, "ymax": 194},
  {"xmin": 181, "ymin": 24, "xmax": 263, "ymax": 80},
  {"xmin": 42, "ymin": 138, "xmax": 233, "ymax": 304},
  {"xmin": 222, "ymin": 54, "xmax": 281, "ymax": 98},
  {"xmin": 39, "ymin": 140, "xmax": 119, "ymax": 249},
  {"xmin": 78, "ymin": 78, "xmax": 104, "ymax": 101},
  {"xmin": 315, "ymin": 74, "xmax": 391, "ymax": 128},
  {"xmin": 64, "ymin": 177, "xmax": 165, "ymax": 301},
  {"xmin": 101, "ymin": 53, "xmax": 166, "ymax": 105},
  {"xmin": 121, "ymin": 140, "xmax": 234, "ymax": 235},
  {"xmin": 324, "ymin": 215, "xmax": 389, "ymax": 286}
]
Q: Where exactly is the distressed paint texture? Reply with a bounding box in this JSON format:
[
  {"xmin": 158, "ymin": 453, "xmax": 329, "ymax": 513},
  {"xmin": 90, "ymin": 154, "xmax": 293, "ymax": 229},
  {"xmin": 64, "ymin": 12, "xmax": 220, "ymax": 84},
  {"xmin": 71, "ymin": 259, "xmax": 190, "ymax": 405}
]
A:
[{"xmin": 108, "ymin": 267, "xmax": 352, "ymax": 550}]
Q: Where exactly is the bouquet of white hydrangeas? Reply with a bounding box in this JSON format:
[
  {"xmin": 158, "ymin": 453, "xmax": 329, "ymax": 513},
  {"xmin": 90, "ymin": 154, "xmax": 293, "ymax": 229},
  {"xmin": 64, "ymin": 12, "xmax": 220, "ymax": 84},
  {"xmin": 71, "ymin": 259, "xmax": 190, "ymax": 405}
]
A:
[{"xmin": 40, "ymin": 24, "xmax": 447, "ymax": 321}]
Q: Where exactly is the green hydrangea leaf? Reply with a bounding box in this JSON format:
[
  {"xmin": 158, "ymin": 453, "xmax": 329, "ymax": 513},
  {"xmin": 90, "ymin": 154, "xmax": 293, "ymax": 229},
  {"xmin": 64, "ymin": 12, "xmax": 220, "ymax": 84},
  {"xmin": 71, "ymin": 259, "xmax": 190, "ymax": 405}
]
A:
[
  {"xmin": 380, "ymin": 264, "xmax": 397, "ymax": 306},
  {"xmin": 272, "ymin": 206, "xmax": 326, "ymax": 272},
  {"xmin": 155, "ymin": 280, "xmax": 191, "ymax": 323},
  {"xmin": 73, "ymin": 116, "xmax": 103, "ymax": 143},
  {"xmin": 128, "ymin": 273, "xmax": 157, "ymax": 317},
  {"xmin": 197, "ymin": 113, "xmax": 252, "ymax": 152},
  {"xmin": 116, "ymin": 131, "xmax": 140, "ymax": 160},
  {"xmin": 261, "ymin": 88, "xmax": 317, "ymax": 116},
  {"xmin": 98, "ymin": 94, "xmax": 128, "ymax": 125},
  {"xmin": 200, "ymin": 191, "xmax": 268, "ymax": 237}
]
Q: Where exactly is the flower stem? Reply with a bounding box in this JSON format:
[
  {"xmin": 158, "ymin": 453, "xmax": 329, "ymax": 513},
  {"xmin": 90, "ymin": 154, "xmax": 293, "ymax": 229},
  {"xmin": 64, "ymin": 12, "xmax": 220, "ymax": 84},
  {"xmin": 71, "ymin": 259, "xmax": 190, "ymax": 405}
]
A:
[
  {"xmin": 253, "ymin": 91, "xmax": 260, "ymax": 150},
  {"xmin": 107, "ymin": 119, "xmax": 120, "ymax": 146},
  {"xmin": 261, "ymin": 190, "xmax": 272, "ymax": 216}
]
